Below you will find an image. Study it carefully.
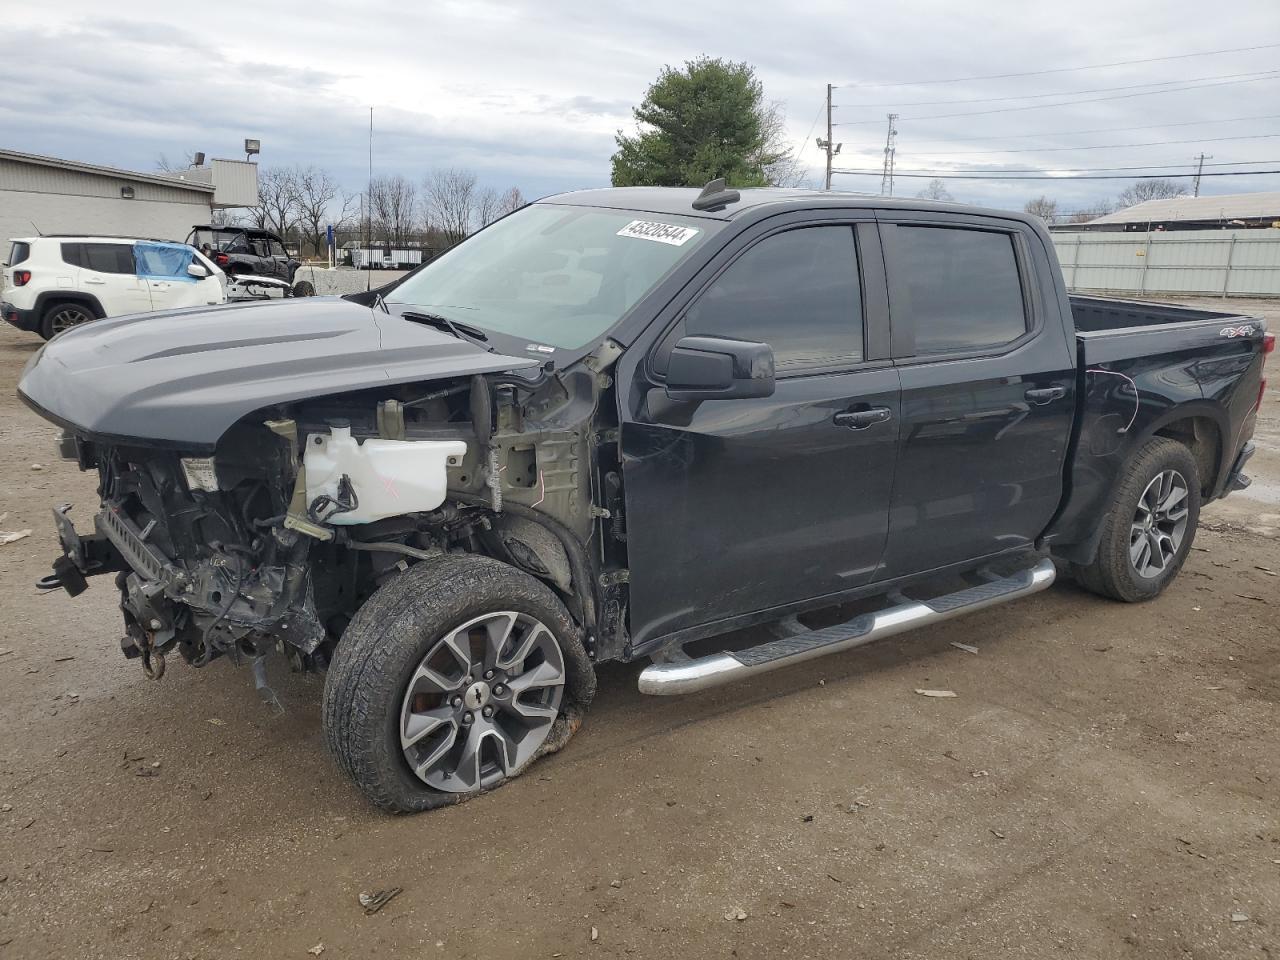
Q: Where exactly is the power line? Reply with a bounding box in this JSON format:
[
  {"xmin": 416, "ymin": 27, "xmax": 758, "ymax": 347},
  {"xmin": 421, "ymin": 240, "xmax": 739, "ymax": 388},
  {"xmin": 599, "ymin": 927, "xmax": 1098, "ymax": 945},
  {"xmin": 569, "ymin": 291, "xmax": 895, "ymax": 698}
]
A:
[
  {"xmin": 923, "ymin": 113, "xmax": 1280, "ymax": 144},
  {"xmin": 842, "ymin": 69, "xmax": 1280, "ymax": 109},
  {"xmin": 844, "ymin": 160, "xmax": 1280, "ymax": 175},
  {"xmin": 840, "ymin": 42, "xmax": 1280, "ymax": 88},
  {"xmin": 834, "ymin": 71, "xmax": 1280, "ymax": 126},
  {"xmin": 830, "ymin": 168, "xmax": 1280, "ymax": 181},
  {"xmin": 907, "ymin": 132, "xmax": 1280, "ymax": 157}
]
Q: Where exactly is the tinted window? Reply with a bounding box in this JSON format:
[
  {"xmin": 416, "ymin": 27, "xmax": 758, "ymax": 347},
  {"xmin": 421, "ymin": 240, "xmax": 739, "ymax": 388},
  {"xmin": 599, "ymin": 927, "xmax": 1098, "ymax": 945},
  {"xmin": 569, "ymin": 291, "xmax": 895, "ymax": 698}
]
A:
[
  {"xmin": 8, "ymin": 241, "xmax": 30, "ymax": 266},
  {"xmin": 891, "ymin": 227, "xmax": 1026, "ymax": 355},
  {"xmin": 683, "ymin": 226, "xmax": 862, "ymax": 371},
  {"xmin": 60, "ymin": 243, "xmax": 84, "ymax": 268},
  {"xmin": 79, "ymin": 243, "xmax": 135, "ymax": 274}
]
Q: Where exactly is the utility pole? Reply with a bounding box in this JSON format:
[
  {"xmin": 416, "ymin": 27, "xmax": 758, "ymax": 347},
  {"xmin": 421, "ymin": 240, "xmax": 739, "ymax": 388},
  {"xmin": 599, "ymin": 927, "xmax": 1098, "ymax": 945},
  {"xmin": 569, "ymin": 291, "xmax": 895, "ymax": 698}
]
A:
[
  {"xmin": 816, "ymin": 83, "xmax": 842, "ymax": 190},
  {"xmin": 880, "ymin": 114, "xmax": 899, "ymax": 196},
  {"xmin": 1192, "ymin": 152, "xmax": 1213, "ymax": 197}
]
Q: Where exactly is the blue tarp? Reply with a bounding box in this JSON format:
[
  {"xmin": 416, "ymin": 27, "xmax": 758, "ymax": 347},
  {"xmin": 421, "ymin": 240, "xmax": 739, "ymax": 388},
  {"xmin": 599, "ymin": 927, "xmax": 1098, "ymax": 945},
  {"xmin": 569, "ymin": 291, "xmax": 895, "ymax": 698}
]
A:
[{"xmin": 135, "ymin": 241, "xmax": 196, "ymax": 282}]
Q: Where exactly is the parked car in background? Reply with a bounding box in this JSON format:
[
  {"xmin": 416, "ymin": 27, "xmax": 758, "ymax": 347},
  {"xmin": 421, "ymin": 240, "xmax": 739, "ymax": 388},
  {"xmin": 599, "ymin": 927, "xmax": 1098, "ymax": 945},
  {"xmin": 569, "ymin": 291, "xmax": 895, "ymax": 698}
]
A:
[
  {"xmin": 186, "ymin": 225, "xmax": 300, "ymax": 285},
  {"xmin": 3, "ymin": 236, "xmax": 226, "ymax": 339}
]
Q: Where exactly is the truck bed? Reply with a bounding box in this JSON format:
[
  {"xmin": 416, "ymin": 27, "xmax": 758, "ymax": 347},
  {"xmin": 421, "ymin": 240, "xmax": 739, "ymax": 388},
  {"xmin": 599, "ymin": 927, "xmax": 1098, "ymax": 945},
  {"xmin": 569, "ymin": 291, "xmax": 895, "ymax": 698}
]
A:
[{"xmin": 1069, "ymin": 294, "xmax": 1245, "ymax": 334}]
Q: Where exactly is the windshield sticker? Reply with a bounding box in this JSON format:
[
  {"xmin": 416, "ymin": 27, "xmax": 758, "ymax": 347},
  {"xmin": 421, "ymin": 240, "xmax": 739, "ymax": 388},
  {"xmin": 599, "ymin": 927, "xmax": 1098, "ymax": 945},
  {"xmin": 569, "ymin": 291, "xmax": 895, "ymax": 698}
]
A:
[
  {"xmin": 617, "ymin": 220, "xmax": 699, "ymax": 246},
  {"xmin": 525, "ymin": 343, "xmax": 555, "ymax": 354}
]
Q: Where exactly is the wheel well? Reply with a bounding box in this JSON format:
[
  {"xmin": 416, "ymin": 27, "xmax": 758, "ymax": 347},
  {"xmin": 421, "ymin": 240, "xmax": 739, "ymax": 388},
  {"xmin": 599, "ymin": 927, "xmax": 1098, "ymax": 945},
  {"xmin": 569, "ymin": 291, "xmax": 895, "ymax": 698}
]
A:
[
  {"xmin": 37, "ymin": 292, "xmax": 102, "ymax": 319},
  {"xmin": 1154, "ymin": 416, "xmax": 1220, "ymax": 494}
]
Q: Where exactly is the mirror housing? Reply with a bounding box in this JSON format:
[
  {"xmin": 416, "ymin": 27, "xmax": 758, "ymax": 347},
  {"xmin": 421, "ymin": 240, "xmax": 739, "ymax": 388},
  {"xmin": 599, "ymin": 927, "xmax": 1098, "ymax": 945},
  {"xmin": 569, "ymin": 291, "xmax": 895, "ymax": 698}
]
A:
[
  {"xmin": 664, "ymin": 335, "xmax": 775, "ymax": 401},
  {"xmin": 187, "ymin": 262, "xmax": 211, "ymax": 278}
]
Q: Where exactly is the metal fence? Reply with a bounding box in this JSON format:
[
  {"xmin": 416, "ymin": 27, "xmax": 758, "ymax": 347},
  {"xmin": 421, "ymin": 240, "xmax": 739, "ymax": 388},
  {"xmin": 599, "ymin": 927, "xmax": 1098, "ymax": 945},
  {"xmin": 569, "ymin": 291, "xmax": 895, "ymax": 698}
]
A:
[{"xmin": 1051, "ymin": 229, "xmax": 1280, "ymax": 298}]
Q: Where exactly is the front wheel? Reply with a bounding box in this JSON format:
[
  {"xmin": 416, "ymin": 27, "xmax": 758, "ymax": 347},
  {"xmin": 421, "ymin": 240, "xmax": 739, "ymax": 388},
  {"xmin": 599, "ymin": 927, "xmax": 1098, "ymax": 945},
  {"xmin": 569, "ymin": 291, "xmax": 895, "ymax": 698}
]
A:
[
  {"xmin": 322, "ymin": 555, "xmax": 595, "ymax": 812},
  {"xmin": 1073, "ymin": 436, "xmax": 1201, "ymax": 602}
]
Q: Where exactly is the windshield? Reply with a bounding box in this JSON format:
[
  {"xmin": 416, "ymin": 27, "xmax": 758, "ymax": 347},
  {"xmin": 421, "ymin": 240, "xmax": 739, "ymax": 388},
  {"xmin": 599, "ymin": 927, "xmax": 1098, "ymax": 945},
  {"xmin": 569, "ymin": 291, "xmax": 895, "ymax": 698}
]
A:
[{"xmin": 386, "ymin": 204, "xmax": 712, "ymax": 349}]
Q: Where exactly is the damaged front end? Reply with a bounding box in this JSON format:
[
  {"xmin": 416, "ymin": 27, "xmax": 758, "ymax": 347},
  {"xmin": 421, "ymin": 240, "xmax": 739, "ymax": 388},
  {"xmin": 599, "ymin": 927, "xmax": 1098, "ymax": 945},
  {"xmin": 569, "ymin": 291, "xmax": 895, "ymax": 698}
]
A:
[
  {"xmin": 39, "ymin": 355, "xmax": 617, "ymax": 695},
  {"xmin": 45, "ymin": 425, "xmax": 330, "ymax": 686}
]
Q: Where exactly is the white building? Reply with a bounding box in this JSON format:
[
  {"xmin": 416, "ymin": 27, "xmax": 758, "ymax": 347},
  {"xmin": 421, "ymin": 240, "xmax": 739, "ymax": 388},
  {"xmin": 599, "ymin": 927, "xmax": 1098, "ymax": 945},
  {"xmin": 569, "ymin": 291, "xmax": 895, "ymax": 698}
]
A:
[{"xmin": 0, "ymin": 149, "xmax": 258, "ymax": 249}]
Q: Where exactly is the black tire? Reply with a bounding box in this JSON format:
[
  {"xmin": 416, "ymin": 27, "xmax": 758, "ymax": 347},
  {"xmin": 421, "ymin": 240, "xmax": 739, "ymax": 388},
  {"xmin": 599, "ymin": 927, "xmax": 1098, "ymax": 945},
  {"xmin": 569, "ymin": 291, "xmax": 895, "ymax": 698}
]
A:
[
  {"xmin": 291, "ymin": 280, "xmax": 315, "ymax": 298},
  {"xmin": 322, "ymin": 555, "xmax": 595, "ymax": 812},
  {"xmin": 40, "ymin": 301, "xmax": 96, "ymax": 340},
  {"xmin": 1072, "ymin": 436, "xmax": 1201, "ymax": 602}
]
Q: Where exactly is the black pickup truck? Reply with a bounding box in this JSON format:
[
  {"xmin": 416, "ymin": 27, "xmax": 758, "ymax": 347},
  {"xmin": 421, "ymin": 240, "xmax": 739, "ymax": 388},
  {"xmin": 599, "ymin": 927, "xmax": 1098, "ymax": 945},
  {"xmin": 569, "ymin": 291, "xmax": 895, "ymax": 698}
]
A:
[{"xmin": 18, "ymin": 183, "xmax": 1271, "ymax": 812}]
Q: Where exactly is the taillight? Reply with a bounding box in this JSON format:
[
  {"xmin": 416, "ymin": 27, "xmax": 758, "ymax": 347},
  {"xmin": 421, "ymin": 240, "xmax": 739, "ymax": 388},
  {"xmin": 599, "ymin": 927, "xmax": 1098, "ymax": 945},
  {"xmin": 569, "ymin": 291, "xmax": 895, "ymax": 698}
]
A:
[
  {"xmin": 214, "ymin": 253, "xmax": 229, "ymax": 266},
  {"xmin": 13, "ymin": 270, "xmax": 31, "ymax": 286},
  {"xmin": 1263, "ymin": 332, "xmax": 1275, "ymax": 356}
]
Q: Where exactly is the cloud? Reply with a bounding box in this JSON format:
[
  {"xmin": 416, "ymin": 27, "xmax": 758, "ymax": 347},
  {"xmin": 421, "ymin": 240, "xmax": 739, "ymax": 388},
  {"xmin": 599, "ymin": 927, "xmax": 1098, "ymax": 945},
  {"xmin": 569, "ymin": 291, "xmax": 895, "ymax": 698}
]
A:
[{"xmin": 3, "ymin": 0, "xmax": 1279, "ymax": 212}]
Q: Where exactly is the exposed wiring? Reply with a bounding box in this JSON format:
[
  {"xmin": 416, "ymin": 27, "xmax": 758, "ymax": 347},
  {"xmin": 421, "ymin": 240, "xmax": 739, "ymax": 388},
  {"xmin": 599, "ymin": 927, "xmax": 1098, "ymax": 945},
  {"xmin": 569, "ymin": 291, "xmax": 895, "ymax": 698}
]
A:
[{"xmin": 1086, "ymin": 369, "xmax": 1140, "ymax": 434}]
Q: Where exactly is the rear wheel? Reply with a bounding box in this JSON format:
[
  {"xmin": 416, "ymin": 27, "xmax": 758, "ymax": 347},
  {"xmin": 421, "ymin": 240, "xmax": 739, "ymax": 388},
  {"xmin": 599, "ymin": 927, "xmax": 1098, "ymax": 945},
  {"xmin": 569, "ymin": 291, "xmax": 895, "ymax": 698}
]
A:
[
  {"xmin": 322, "ymin": 555, "xmax": 595, "ymax": 812},
  {"xmin": 1073, "ymin": 436, "xmax": 1201, "ymax": 602},
  {"xmin": 40, "ymin": 301, "xmax": 95, "ymax": 340}
]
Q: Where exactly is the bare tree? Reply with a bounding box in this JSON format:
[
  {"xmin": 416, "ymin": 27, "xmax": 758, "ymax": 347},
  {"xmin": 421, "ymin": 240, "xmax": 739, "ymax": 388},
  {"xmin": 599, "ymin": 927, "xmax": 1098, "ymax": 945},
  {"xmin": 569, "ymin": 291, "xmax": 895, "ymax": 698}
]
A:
[
  {"xmin": 368, "ymin": 174, "xmax": 418, "ymax": 246},
  {"xmin": 1116, "ymin": 179, "xmax": 1187, "ymax": 208},
  {"xmin": 474, "ymin": 187, "xmax": 503, "ymax": 229},
  {"xmin": 917, "ymin": 179, "xmax": 954, "ymax": 201},
  {"xmin": 424, "ymin": 169, "xmax": 479, "ymax": 246},
  {"xmin": 1068, "ymin": 199, "xmax": 1117, "ymax": 224},
  {"xmin": 1024, "ymin": 195, "xmax": 1059, "ymax": 224},
  {"xmin": 757, "ymin": 101, "xmax": 805, "ymax": 187},
  {"xmin": 248, "ymin": 166, "xmax": 302, "ymax": 239},
  {"xmin": 155, "ymin": 151, "xmax": 198, "ymax": 174},
  {"xmin": 497, "ymin": 186, "xmax": 526, "ymax": 216},
  {"xmin": 295, "ymin": 165, "xmax": 343, "ymax": 257}
]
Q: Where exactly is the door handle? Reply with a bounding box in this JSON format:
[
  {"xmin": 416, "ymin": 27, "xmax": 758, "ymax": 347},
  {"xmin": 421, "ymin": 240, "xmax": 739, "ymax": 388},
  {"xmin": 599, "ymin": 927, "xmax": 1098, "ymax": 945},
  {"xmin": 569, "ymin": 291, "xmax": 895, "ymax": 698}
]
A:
[
  {"xmin": 833, "ymin": 407, "xmax": 893, "ymax": 429},
  {"xmin": 83, "ymin": 276, "xmax": 106, "ymax": 285},
  {"xmin": 1024, "ymin": 386, "xmax": 1066, "ymax": 405}
]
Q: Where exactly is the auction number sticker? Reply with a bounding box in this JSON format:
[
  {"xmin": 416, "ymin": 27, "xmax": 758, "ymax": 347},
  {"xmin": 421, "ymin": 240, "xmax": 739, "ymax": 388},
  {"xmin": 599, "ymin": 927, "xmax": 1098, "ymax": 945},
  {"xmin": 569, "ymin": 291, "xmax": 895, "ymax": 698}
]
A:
[{"xmin": 617, "ymin": 220, "xmax": 699, "ymax": 246}]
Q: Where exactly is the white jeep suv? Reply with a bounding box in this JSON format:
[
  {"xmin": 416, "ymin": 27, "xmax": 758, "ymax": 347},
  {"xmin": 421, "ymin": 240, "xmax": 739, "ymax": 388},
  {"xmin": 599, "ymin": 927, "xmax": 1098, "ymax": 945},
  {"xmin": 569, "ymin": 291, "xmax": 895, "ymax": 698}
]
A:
[{"xmin": 2, "ymin": 236, "xmax": 226, "ymax": 339}]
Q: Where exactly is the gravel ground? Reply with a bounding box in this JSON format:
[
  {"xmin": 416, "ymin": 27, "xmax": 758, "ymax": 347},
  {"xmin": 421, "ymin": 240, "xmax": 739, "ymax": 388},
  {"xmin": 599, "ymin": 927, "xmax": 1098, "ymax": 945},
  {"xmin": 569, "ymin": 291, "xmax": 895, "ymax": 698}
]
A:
[{"xmin": 0, "ymin": 298, "xmax": 1276, "ymax": 959}]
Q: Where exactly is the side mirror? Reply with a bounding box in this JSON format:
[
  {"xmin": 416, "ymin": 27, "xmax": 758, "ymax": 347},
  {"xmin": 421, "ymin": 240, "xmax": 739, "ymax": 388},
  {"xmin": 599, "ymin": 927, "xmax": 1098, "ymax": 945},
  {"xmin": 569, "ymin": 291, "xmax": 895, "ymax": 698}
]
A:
[
  {"xmin": 664, "ymin": 335, "xmax": 775, "ymax": 401},
  {"xmin": 187, "ymin": 262, "xmax": 211, "ymax": 278}
]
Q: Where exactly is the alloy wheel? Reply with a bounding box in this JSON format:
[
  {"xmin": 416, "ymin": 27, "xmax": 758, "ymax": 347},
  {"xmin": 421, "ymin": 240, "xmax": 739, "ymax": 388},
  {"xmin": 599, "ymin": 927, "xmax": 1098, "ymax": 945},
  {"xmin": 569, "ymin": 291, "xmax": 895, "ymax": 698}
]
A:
[
  {"xmin": 399, "ymin": 611, "xmax": 565, "ymax": 792},
  {"xmin": 1129, "ymin": 469, "xmax": 1190, "ymax": 578},
  {"xmin": 49, "ymin": 306, "xmax": 92, "ymax": 335}
]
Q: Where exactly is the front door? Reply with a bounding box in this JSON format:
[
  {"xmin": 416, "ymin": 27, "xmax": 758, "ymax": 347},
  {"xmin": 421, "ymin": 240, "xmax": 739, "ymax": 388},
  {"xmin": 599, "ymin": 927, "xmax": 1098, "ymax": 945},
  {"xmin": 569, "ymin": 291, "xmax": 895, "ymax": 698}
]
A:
[
  {"xmin": 876, "ymin": 216, "xmax": 1077, "ymax": 578},
  {"xmin": 620, "ymin": 219, "xmax": 901, "ymax": 651}
]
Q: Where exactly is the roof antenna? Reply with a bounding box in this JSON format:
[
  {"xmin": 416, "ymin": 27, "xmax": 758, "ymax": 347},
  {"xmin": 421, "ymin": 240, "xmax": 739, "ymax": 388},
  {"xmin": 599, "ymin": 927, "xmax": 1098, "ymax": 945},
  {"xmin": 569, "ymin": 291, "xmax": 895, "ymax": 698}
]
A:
[
  {"xmin": 28, "ymin": 219, "xmax": 42, "ymax": 237},
  {"xmin": 692, "ymin": 177, "xmax": 741, "ymax": 212}
]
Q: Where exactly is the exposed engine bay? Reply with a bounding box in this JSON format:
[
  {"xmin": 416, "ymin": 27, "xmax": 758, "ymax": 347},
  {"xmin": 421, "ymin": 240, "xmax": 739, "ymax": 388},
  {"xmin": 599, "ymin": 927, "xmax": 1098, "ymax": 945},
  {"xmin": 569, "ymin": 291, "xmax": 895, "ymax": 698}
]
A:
[{"xmin": 48, "ymin": 359, "xmax": 629, "ymax": 694}]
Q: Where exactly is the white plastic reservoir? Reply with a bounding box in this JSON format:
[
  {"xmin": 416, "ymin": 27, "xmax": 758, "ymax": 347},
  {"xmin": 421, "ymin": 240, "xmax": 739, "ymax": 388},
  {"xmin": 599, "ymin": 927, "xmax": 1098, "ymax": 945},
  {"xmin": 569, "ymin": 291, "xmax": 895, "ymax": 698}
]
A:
[{"xmin": 303, "ymin": 425, "xmax": 468, "ymax": 526}]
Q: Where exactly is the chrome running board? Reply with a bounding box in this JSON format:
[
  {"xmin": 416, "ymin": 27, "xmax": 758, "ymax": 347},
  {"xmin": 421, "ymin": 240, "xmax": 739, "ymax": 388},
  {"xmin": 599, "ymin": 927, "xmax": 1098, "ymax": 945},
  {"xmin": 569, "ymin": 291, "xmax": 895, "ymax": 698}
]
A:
[{"xmin": 637, "ymin": 558, "xmax": 1056, "ymax": 695}]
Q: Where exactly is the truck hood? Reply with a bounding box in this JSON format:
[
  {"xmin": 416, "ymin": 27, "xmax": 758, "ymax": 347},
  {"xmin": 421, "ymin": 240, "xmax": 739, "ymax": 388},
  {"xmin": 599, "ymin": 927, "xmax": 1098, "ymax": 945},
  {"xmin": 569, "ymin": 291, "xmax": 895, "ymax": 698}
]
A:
[{"xmin": 18, "ymin": 297, "xmax": 540, "ymax": 450}]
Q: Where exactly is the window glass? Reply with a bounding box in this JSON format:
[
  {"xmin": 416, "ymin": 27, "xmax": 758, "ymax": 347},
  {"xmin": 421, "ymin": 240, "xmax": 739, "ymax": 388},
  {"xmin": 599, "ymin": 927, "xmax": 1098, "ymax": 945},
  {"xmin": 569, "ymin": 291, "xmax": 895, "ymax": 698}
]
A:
[
  {"xmin": 81, "ymin": 243, "xmax": 135, "ymax": 274},
  {"xmin": 683, "ymin": 226, "xmax": 862, "ymax": 371},
  {"xmin": 9, "ymin": 241, "xmax": 30, "ymax": 266},
  {"xmin": 891, "ymin": 227, "xmax": 1027, "ymax": 354},
  {"xmin": 387, "ymin": 204, "xmax": 713, "ymax": 350},
  {"xmin": 59, "ymin": 243, "xmax": 83, "ymax": 268}
]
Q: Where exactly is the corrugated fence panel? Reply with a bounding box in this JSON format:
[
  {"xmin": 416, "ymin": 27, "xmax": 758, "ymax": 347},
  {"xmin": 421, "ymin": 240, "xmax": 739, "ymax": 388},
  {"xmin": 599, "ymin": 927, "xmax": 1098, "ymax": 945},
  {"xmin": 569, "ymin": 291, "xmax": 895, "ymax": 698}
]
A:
[{"xmin": 1052, "ymin": 229, "xmax": 1280, "ymax": 297}]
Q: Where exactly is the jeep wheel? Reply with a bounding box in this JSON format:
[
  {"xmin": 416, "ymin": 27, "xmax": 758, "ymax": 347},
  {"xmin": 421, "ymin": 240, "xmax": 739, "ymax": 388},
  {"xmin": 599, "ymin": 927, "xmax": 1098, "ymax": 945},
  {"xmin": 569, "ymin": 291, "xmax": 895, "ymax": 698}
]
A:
[
  {"xmin": 290, "ymin": 280, "xmax": 315, "ymax": 298},
  {"xmin": 322, "ymin": 555, "xmax": 595, "ymax": 812},
  {"xmin": 1073, "ymin": 436, "xmax": 1201, "ymax": 602},
  {"xmin": 41, "ymin": 302, "xmax": 95, "ymax": 340}
]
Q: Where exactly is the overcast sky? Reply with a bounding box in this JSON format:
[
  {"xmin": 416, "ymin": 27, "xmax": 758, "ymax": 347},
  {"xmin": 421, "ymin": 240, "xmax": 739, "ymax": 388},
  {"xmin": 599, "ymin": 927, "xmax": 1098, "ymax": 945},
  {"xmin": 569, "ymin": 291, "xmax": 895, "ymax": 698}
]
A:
[{"xmin": 4, "ymin": 0, "xmax": 1279, "ymax": 216}]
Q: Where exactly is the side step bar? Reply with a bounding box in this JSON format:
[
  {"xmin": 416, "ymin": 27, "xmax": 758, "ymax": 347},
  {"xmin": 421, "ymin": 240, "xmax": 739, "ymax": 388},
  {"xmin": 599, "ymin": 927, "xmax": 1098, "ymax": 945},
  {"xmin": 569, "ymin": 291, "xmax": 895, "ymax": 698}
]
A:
[{"xmin": 637, "ymin": 558, "xmax": 1057, "ymax": 695}]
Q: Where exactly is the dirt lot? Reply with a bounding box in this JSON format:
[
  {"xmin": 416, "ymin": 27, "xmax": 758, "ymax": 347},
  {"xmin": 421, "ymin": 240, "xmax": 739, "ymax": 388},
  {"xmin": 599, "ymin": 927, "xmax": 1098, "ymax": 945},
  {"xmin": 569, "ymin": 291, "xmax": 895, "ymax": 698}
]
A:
[{"xmin": 0, "ymin": 299, "xmax": 1276, "ymax": 959}]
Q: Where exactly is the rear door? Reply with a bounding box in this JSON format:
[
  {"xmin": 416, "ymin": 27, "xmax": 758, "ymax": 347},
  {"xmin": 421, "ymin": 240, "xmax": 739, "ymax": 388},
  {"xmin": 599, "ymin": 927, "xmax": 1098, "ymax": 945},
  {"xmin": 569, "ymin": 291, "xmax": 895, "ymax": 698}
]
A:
[
  {"xmin": 67, "ymin": 242, "xmax": 152, "ymax": 316},
  {"xmin": 876, "ymin": 214, "xmax": 1076, "ymax": 578},
  {"xmin": 620, "ymin": 214, "xmax": 901, "ymax": 650}
]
